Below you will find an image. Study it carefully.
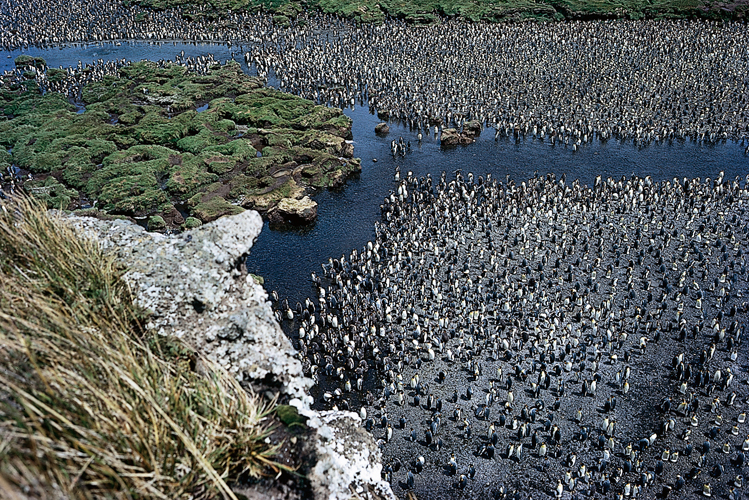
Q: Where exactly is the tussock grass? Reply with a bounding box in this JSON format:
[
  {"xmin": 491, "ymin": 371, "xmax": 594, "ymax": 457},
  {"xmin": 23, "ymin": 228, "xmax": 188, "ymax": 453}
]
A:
[{"xmin": 0, "ymin": 197, "xmax": 283, "ymax": 499}]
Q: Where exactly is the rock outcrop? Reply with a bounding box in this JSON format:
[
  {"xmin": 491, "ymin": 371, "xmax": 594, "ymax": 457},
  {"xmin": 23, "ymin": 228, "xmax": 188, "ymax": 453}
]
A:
[
  {"xmin": 268, "ymin": 195, "xmax": 318, "ymax": 225},
  {"xmin": 63, "ymin": 210, "xmax": 395, "ymax": 500},
  {"xmin": 374, "ymin": 122, "xmax": 390, "ymax": 135},
  {"xmin": 440, "ymin": 127, "xmax": 476, "ymax": 146},
  {"xmin": 463, "ymin": 120, "xmax": 482, "ymax": 137},
  {"xmin": 302, "ymin": 410, "xmax": 395, "ymax": 500}
]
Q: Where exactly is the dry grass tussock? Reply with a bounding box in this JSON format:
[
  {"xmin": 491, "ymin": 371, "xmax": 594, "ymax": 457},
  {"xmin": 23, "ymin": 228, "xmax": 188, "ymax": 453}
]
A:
[{"xmin": 0, "ymin": 197, "xmax": 284, "ymax": 499}]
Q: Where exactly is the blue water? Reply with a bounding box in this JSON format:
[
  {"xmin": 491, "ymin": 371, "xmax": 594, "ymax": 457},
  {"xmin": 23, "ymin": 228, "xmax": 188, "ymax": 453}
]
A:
[
  {"xmin": 0, "ymin": 40, "xmax": 252, "ymax": 73},
  {"xmin": 246, "ymin": 101, "xmax": 749, "ymax": 305},
  {"xmin": 2, "ymin": 42, "xmax": 748, "ymax": 307}
]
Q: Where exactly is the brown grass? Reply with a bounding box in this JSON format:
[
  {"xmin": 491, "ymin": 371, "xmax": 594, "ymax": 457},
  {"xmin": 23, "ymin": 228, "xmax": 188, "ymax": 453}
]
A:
[{"xmin": 0, "ymin": 197, "xmax": 284, "ymax": 499}]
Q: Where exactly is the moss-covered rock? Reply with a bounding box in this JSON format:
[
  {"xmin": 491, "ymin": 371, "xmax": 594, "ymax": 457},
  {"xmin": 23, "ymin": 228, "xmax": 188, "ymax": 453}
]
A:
[
  {"xmin": 183, "ymin": 216, "xmax": 202, "ymax": 229},
  {"xmin": 24, "ymin": 177, "xmax": 78, "ymax": 209},
  {"xmin": 0, "ymin": 60, "xmax": 358, "ymax": 229},
  {"xmin": 147, "ymin": 215, "xmax": 167, "ymax": 231},
  {"xmin": 192, "ymin": 196, "xmax": 244, "ymax": 222},
  {"xmin": 276, "ymin": 404, "xmax": 306, "ymax": 427}
]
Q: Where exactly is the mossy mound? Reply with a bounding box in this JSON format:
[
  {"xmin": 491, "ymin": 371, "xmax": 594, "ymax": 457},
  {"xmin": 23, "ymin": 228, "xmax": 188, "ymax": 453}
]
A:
[
  {"xmin": 192, "ymin": 196, "xmax": 245, "ymax": 222},
  {"xmin": 14, "ymin": 55, "xmax": 47, "ymax": 68},
  {"xmin": 23, "ymin": 177, "xmax": 78, "ymax": 209},
  {"xmin": 1, "ymin": 60, "xmax": 357, "ymax": 229},
  {"xmin": 183, "ymin": 216, "xmax": 203, "ymax": 229}
]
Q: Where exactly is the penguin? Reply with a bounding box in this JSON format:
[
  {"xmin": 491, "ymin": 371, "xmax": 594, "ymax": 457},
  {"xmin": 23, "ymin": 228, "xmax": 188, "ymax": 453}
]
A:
[{"xmin": 457, "ymin": 474, "xmax": 467, "ymax": 489}]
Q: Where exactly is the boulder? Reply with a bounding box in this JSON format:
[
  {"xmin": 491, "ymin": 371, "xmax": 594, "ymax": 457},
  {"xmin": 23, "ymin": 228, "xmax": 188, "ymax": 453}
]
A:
[
  {"xmin": 268, "ymin": 196, "xmax": 318, "ymax": 225},
  {"xmin": 147, "ymin": 215, "xmax": 166, "ymax": 231},
  {"xmin": 374, "ymin": 122, "xmax": 390, "ymax": 135},
  {"xmin": 463, "ymin": 120, "xmax": 482, "ymax": 137},
  {"xmin": 440, "ymin": 127, "xmax": 476, "ymax": 147},
  {"xmin": 341, "ymin": 141, "xmax": 354, "ymax": 157},
  {"xmin": 302, "ymin": 410, "xmax": 396, "ymax": 500},
  {"xmin": 440, "ymin": 128, "xmax": 459, "ymax": 146}
]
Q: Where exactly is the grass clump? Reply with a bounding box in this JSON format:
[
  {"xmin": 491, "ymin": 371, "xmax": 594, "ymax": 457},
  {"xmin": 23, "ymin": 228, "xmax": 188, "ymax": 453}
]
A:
[{"xmin": 0, "ymin": 197, "xmax": 285, "ymax": 499}]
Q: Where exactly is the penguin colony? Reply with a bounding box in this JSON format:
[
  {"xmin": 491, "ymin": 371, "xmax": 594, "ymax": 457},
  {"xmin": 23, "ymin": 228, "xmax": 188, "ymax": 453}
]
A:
[
  {"xmin": 277, "ymin": 171, "xmax": 749, "ymax": 499},
  {"xmin": 2, "ymin": 0, "xmax": 749, "ymax": 150},
  {"xmin": 255, "ymin": 18, "xmax": 749, "ymax": 149}
]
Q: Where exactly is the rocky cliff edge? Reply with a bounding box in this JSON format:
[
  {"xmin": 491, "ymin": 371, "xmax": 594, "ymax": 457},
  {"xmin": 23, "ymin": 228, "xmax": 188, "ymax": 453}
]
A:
[{"xmin": 64, "ymin": 210, "xmax": 396, "ymax": 500}]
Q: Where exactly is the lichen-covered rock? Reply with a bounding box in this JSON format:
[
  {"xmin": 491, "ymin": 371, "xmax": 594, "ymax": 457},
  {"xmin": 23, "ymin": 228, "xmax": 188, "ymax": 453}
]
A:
[
  {"xmin": 300, "ymin": 409, "xmax": 397, "ymax": 500},
  {"xmin": 63, "ymin": 210, "xmax": 311, "ymax": 400},
  {"xmin": 62, "ymin": 210, "xmax": 396, "ymax": 500},
  {"xmin": 268, "ymin": 196, "xmax": 318, "ymax": 225}
]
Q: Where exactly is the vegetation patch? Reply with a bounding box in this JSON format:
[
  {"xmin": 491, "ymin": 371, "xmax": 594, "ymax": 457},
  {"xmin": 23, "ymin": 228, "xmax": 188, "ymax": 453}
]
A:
[
  {"xmin": 0, "ymin": 59, "xmax": 359, "ymax": 229},
  {"xmin": 132, "ymin": 0, "xmax": 749, "ymax": 23},
  {"xmin": 0, "ymin": 197, "xmax": 286, "ymax": 499}
]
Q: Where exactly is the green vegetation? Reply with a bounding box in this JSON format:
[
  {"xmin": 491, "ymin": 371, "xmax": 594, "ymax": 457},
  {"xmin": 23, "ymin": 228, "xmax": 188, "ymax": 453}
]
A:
[
  {"xmin": 276, "ymin": 404, "xmax": 306, "ymax": 427},
  {"xmin": 0, "ymin": 197, "xmax": 285, "ymax": 499},
  {"xmin": 132, "ymin": 0, "xmax": 749, "ymax": 23},
  {"xmin": 0, "ymin": 59, "xmax": 359, "ymax": 229}
]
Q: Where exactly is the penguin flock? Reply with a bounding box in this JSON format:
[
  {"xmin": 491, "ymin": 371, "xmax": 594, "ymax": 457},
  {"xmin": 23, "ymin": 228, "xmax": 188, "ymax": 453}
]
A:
[
  {"xmin": 253, "ymin": 17, "xmax": 749, "ymax": 150},
  {"xmin": 276, "ymin": 171, "xmax": 749, "ymax": 499},
  {"xmin": 2, "ymin": 2, "xmax": 749, "ymax": 497},
  {"xmin": 1, "ymin": 0, "xmax": 749, "ymax": 151}
]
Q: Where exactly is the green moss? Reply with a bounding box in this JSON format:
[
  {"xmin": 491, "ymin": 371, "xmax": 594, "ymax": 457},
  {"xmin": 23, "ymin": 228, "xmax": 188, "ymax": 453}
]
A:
[
  {"xmin": 273, "ymin": 14, "xmax": 291, "ymax": 26},
  {"xmin": 176, "ymin": 128, "xmax": 227, "ymax": 154},
  {"xmin": 202, "ymin": 152, "xmax": 237, "ymax": 175},
  {"xmin": 228, "ymin": 174, "xmax": 259, "ymax": 198},
  {"xmin": 275, "ymin": 404, "xmax": 306, "ymax": 427},
  {"xmin": 1, "ymin": 60, "xmax": 356, "ymax": 228},
  {"xmin": 165, "ymin": 154, "xmax": 219, "ymax": 197},
  {"xmin": 46, "ymin": 68, "xmax": 67, "ymax": 83},
  {"xmin": 192, "ymin": 196, "xmax": 245, "ymax": 222},
  {"xmin": 248, "ymin": 273, "xmax": 265, "ymax": 285},
  {"xmin": 147, "ymin": 215, "xmax": 167, "ymax": 231},
  {"xmin": 183, "ymin": 216, "xmax": 203, "ymax": 229},
  {"xmin": 133, "ymin": 0, "xmax": 744, "ymax": 23},
  {"xmin": 204, "ymin": 139, "xmax": 257, "ymax": 161},
  {"xmin": 24, "ymin": 177, "xmax": 78, "ymax": 209},
  {"xmin": 14, "ymin": 55, "xmax": 46, "ymax": 68}
]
